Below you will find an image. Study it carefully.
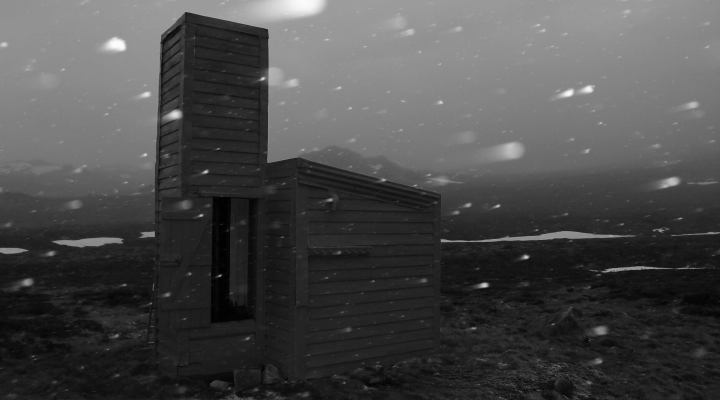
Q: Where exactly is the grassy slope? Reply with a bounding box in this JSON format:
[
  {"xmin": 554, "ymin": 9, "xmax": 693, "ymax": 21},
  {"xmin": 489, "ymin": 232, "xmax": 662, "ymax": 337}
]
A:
[{"xmin": 0, "ymin": 224, "xmax": 718, "ymax": 399}]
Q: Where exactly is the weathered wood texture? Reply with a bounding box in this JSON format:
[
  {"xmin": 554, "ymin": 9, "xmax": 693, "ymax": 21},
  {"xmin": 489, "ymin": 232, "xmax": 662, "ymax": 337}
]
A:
[
  {"xmin": 157, "ymin": 13, "xmax": 268, "ymax": 199},
  {"xmin": 263, "ymin": 158, "xmax": 441, "ymax": 380},
  {"xmin": 263, "ymin": 161, "xmax": 297, "ymax": 378},
  {"xmin": 154, "ymin": 13, "xmax": 268, "ymax": 378},
  {"xmin": 155, "ymin": 196, "xmax": 213, "ymax": 371}
]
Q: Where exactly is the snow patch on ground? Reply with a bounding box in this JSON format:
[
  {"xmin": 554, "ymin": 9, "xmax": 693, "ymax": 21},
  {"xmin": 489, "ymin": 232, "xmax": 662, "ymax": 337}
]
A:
[
  {"xmin": 442, "ymin": 231, "xmax": 720, "ymax": 243},
  {"xmin": 53, "ymin": 238, "xmax": 123, "ymax": 247},
  {"xmin": 601, "ymin": 266, "xmax": 706, "ymax": 273},
  {"xmin": 0, "ymin": 248, "xmax": 28, "ymax": 254},
  {"xmin": 442, "ymin": 231, "xmax": 633, "ymax": 243}
]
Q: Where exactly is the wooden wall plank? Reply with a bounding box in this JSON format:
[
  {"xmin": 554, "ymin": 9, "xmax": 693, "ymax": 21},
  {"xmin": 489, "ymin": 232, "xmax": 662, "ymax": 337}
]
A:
[
  {"xmin": 190, "ymin": 161, "xmax": 260, "ymax": 176},
  {"xmin": 161, "ymin": 51, "xmax": 183, "ymax": 73},
  {"xmin": 160, "ymin": 74, "xmax": 182, "ymax": 95},
  {"xmin": 308, "ymin": 210, "xmax": 434, "ymax": 223},
  {"xmin": 307, "ymin": 198, "xmax": 422, "ymax": 212},
  {"xmin": 159, "ymin": 131, "xmax": 180, "ymax": 147},
  {"xmin": 309, "ymin": 222, "xmax": 434, "ymax": 235},
  {"xmin": 194, "ymin": 58, "xmax": 263, "ymax": 78},
  {"xmin": 188, "ymin": 334, "xmax": 256, "ymax": 364},
  {"xmin": 309, "ymin": 276, "xmax": 433, "ymax": 296},
  {"xmin": 195, "ymin": 35, "xmax": 260, "ymax": 55},
  {"xmin": 193, "ymin": 80, "xmax": 260, "ymax": 98},
  {"xmin": 192, "ymin": 114, "xmax": 259, "ymax": 131},
  {"xmin": 309, "ymin": 266, "xmax": 433, "ymax": 283},
  {"xmin": 265, "ymin": 314, "xmax": 291, "ymax": 332},
  {"xmin": 192, "ymin": 103, "xmax": 260, "ymax": 120},
  {"xmin": 191, "ymin": 137, "xmax": 260, "ymax": 153},
  {"xmin": 158, "ymin": 152, "xmax": 178, "ymax": 168},
  {"xmin": 309, "ymin": 233, "xmax": 435, "ymax": 247},
  {"xmin": 161, "ymin": 86, "xmax": 181, "ymax": 105},
  {"xmin": 193, "ymin": 127, "xmax": 260, "ymax": 141},
  {"xmin": 162, "ymin": 30, "xmax": 183, "ymax": 52},
  {"xmin": 308, "ymin": 286, "xmax": 434, "ymax": 308},
  {"xmin": 192, "ymin": 69, "xmax": 259, "ymax": 88},
  {"xmin": 266, "ymin": 334, "xmax": 292, "ymax": 355},
  {"xmin": 158, "ymin": 165, "xmax": 179, "ymax": 180},
  {"xmin": 266, "ymin": 268, "xmax": 293, "ymax": 284},
  {"xmin": 265, "ymin": 290, "xmax": 292, "ymax": 308},
  {"xmin": 189, "ymin": 174, "xmax": 261, "ymax": 187},
  {"xmin": 159, "ymin": 176, "xmax": 180, "ymax": 190},
  {"xmin": 307, "ymin": 307, "xmax": 434, "ymax": 332},
  {"xmin": 309, "ymin": 255, "xmax": 434, "ymax": 271},
  {"xmin": 161, "ymin": 64, "xmax": 182, "ymax": 84},
  {"xmin": 160, "ymin": 120, "xmax": 181, "ymax": 136},
  {"xmin": 187, "ymin": 320, "xmax": 256, "ymax": 340},
  {"xmin": 194, "ymin": 47, "xmax": 260, "ymax": 67},
  {"xmin": 192, "ymin": 92, "xmax": 260, "ymax": 110},
  {"xmin": 174, "ymin": 309, "xmax": 211, "ymax": 329},
  {"xmin": 307, "ymin": 318, "xmax": 432, "ymax": 344},
  {"xmin": 308, "ymin": 297, "xmax": 434, "ymax": 320},
  {"xmin": 195, "ymin": 25, "xmax": 262, "ymax": 45},
  {"xmin": 190, "ymin": 149, "xmax": 258, "ymax": 163}
]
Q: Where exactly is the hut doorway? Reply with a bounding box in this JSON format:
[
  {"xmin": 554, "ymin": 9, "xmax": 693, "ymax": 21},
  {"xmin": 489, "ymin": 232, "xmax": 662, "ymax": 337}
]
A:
[{"xmin": 211, "ymin": 197, "xmax": 254, "ymax": 323}]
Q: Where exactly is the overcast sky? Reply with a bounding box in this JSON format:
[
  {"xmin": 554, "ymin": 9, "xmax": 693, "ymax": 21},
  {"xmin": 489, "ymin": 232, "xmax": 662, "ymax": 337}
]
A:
[{"xmin": 0, "ymin": 0, "xmax": 718, "ymax": 174}]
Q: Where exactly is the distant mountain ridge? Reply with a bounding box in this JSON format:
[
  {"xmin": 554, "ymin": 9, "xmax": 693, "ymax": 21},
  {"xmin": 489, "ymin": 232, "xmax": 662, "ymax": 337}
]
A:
[
  {"xmin": 0, "ymin": 149, "xmax": 717, "ymax": 238},
  {"xmin": 0, "ymin": 160, "xmax": 154, "ymax": 197},
  {"xmin": 299, "ymin": 146, "xmax": 432, "ymax": 188}
]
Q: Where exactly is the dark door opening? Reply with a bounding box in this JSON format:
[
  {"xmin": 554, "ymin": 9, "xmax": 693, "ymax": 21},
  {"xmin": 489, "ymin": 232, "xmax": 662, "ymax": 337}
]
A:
[{"xmin": 211, "ymin": 197, "xmax": 252, "ymax": 323}]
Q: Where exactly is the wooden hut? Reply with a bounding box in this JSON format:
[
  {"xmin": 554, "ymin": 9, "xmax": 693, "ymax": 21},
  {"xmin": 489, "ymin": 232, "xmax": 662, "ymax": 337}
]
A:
[
  {"xmin": 152, "ymin": 12, "xmax": 441, "ymax": 381},
  {"xmin": 153, "ymin": 13, "xmax": 268, "ymax": 377},
  {"xmin": 263, "ymin": 158, "xmax": 441, "ymax": 380}
]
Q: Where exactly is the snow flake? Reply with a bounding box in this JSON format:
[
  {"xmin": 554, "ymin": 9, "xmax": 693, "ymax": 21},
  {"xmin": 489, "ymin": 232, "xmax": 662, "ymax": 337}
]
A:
[
  {"xmin": 65, "ymin": 200, "xmax": 83, "ymax": 210},
  {"xmin": 648, "ymin": 177, "xmax": 681, "ymax": 190},
  {"xmin": 99, "ymin": 37, "xmax": 127, "ymax": 53},
  {"xmin": 161, "ymin": 110, "xmax": 182, "ymax": 123},
  {"xmin": 471, "ymin": 282, "xmax": 489, "ymax": 289},
  {"xmin": 671, "ymin": 101, "xmax": 700, "ymax": 112}
]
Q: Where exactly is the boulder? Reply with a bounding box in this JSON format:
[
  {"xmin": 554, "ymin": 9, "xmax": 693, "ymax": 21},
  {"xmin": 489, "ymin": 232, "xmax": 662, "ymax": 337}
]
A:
[
  {"xmin": 262, "ymin": 364, "xmax": 284, "ymax": 385},
  {"xmin": 529, "ymin": 307, "xmax": 586, "ymax": 340},
  {"xmin": 233, "ymin": 368, "xmax": 261, "ymax": 391},
  {"xmin": 209, "ymin": 380, "xmax": 230, "ymax": 391}
]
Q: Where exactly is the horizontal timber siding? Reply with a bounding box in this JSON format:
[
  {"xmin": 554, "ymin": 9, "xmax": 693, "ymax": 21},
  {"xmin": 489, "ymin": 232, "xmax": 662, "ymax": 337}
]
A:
[
  {"xmin": 263, "ymin": 168, "xmax": 296, "ymax": 376},
  {"xmin": 304, "ymin": 186, "xmax": 438, "ymax": 377}
]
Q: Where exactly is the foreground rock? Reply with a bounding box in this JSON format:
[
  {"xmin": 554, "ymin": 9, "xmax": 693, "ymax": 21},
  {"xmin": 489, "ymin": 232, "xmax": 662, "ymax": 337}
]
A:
[{"xmin": 262, "ymin": 364, "xmax": 284, "ymax": 385}]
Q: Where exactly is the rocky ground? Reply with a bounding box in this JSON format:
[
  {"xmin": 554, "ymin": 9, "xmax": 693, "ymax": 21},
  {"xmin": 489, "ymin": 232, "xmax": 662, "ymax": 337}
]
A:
[{"xmin": 0, "ymin": 223, "xmax": 719, "ymax": 399}]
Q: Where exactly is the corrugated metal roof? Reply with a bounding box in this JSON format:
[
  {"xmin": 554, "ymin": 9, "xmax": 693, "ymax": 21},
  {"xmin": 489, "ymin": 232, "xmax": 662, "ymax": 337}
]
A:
[{"xmin": 291, "ymin": 158, "xmax": 440, "ymax": 210}]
